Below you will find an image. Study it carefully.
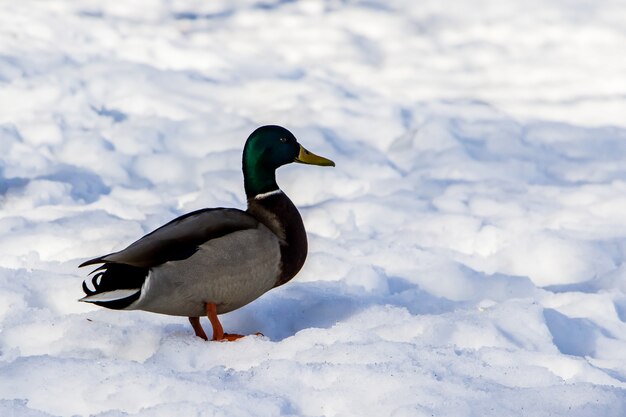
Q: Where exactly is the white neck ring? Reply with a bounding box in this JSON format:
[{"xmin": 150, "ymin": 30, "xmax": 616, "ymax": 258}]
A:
[{"xmin": 254, "ymin": 189, "xmax": 283, "ymax": 200}]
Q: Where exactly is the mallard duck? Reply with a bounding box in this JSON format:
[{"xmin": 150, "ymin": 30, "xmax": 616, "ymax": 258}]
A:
[{"xmin": 80, "ymin": 125, "xmax": 334, "ymax": 341}]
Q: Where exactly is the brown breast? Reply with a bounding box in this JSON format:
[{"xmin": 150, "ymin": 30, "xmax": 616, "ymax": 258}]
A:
[{"xmin": 246, "ymin": 190, "xmax": 308, "ymax": 288}]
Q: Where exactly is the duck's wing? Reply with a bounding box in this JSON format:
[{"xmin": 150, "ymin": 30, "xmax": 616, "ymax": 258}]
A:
[
  {"xmin": 80, "ymin": 208, "xmax": 264, "ymax": 310},
  {"xmin": 79, "ymin": 208, "xmax": 260, "ymax": 269}
]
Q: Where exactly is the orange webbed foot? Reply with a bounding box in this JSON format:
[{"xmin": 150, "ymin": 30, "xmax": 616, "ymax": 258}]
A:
[
  {"xmin": 218, "ymin": 332, "xmax": 264, "ymax": 342},
  {"xmin": 201, "ymin": 302, "xmax": 265, "ymax": 342},
  {"xmin": 220, "ymin": 333, "xmax": 245, "ymax": 342}
]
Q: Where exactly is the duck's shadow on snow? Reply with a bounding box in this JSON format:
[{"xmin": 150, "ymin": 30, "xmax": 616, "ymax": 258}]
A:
[
  {"xmin": 221, "ymin": 278, "xmax": 462, "ymax": 341},
  {"xmin": 219, "ymin": 267, "xmax": 543, "ymax": 342}
]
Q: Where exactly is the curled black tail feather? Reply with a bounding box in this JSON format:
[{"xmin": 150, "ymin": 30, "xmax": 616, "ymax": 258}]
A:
[{"xmin": 82, "ymin": 263, "xmax": 149, "ymax": 310}]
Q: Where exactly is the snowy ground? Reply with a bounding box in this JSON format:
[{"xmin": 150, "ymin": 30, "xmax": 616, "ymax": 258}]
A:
[{"xmin": 1, "ymin": 0, "xmax": 626, "ymax": 416}]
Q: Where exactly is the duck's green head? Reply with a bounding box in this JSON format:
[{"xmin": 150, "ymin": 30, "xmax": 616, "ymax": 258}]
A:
[{"xmin": 242, "ymin": 125, "xmax": 335, "ymax": 198}]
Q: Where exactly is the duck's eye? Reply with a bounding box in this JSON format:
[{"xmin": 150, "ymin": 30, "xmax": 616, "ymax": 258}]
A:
[{"xmin": 279, "ymin": 137, "xmax": 287, "ymax": 143}]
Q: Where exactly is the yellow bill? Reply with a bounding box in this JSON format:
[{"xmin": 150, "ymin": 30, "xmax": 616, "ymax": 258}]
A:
[{"xmin": 294, "ymin": 145, "xmax": 335, "ymax": 167}]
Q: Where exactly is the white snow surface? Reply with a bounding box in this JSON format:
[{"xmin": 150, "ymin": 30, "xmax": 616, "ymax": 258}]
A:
[{"xmin": 1, "ymin": 0, "xmax": 626, "ymax": 416}]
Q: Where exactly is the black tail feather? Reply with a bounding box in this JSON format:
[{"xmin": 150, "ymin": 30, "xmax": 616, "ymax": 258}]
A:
[
  {"xmin": 81, "ymin": 263, "xmax": 149, "ymax": 310},
  {"xmin": 79, "ymin": 256, "xmax": 110, "ymax": 268}
]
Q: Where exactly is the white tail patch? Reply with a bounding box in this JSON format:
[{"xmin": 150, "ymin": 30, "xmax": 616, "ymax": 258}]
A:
[{"xmin": 80, "ymin": 289, "xmax": 140, "ymax": 303}]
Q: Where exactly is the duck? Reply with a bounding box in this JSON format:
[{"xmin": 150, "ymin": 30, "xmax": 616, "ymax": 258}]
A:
[{"xmin": 79, "ymin": 125, "xmax": 335, "ymax": 341}]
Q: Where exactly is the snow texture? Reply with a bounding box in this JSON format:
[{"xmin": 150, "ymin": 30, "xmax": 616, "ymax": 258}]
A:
[{"xmin": 1, "ymin": 0, "xmax": 626, "ymax": 416}]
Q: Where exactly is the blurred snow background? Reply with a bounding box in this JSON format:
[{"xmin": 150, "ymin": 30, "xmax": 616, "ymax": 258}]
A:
[{"xmin": 1, "ymin": 0, "xmax": 626, "ymax": 416}]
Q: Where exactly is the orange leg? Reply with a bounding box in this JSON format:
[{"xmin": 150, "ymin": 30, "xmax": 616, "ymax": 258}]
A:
[
  {"xmin": 188, "ymin": 316, "xmax": 208, "ymax": 341},
  {"xmin": 205, "ymin": 302, "xmax": 246, "ymax": 342}
]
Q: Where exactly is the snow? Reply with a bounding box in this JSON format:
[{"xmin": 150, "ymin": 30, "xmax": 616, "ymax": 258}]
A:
[{"xmin": 1, "ymin": 0, "xmax": 626, "ymax": 416}]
